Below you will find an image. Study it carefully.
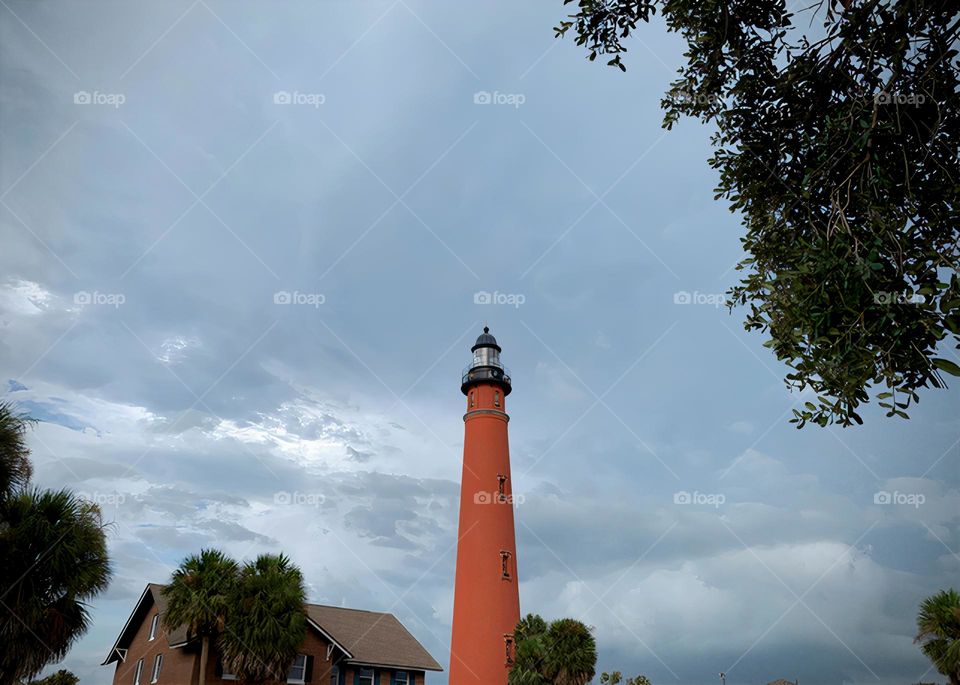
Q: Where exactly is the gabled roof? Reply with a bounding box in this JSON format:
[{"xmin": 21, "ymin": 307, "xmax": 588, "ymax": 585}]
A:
[
  {"xmin": 104, "ymin": 584, "xmax": 442, "ymax": 672},
  {"xmin": 306, "ymin": 604, "xmax": 442, "ymax": 672},
  {"xmin": 101, "ymin": 584, "xmax": 188, "ymax": 665}
]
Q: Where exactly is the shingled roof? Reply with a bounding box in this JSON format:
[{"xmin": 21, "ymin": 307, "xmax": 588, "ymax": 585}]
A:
[
  {"xmin": 306, "ymin": 604, "xmax": 442, "ymax": 671},
  {"xmin": 103, "ymin": 583, "xmax": 441, "ymax": 672}
]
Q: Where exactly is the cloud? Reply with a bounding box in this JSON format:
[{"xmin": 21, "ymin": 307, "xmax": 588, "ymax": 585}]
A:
[{"xmin": 3, "ymin": 4, "xmax": 957, "ymax": 684}]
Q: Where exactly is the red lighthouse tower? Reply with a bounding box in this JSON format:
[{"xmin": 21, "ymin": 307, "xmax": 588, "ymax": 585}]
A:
[{"xmin": 449, "ymin": 327, "xmax": 520, "ymax": 685}]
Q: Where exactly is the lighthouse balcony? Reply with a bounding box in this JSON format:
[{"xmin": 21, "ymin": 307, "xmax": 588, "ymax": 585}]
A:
[{"xmin": 461, "ymin": 362, "xmax": 512, "ymax": 394}]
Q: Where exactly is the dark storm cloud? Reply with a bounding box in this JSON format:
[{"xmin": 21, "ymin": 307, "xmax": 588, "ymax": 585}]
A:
[{"xmin": 2, "ymin": 2, "xmax": 958, "ymax": 684}]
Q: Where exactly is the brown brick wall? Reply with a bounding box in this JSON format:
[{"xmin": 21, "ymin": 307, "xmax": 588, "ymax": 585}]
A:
[
  {"xmin": 111, "ymin": 603, "xmax": 197, "ymax": 685},
  {"xmin": 340, "ymin": 666, "xmax": 427, "ymax": 685},
  {"xmin": 198, "ymin": 627, "xmax": 338, "ymax": 684}
]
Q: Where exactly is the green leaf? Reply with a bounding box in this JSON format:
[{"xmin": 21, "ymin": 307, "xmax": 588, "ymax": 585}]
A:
[{"xmin": 933, "ymin": 358, "xmax": 960, "ymax": 376}]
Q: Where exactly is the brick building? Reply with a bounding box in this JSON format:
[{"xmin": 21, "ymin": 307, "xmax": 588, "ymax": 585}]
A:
[{"xmin": 103, "ymin": 584, "xmax": 442, "ymax": 685}]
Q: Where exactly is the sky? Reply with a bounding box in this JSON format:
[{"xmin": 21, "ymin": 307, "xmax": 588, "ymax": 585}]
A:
[{"xmin": 1, "ymin": 2, "xmax": 958, "ymax": 684}]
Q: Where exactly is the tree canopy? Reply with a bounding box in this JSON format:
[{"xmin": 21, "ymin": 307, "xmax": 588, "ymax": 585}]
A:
[
  {"xmin": 509, "ymin": 613, "xmax": 597, "ymax": 685},
  {"xmin": 0, "ymin": 403, "xmax": 111, "ymax": 685},
  {"xmin": 27, "ymin": 669, "xmax": 80, "ymax": 685},
  {"xmin": 163, "ymin": 549, "xmax": 306, "ymax": 685},
  {"xmin": 556, "ymin": 0, "xmax": 960, "ymax": 427},
  {"xmin": 915, "ymin": 587, "xmax": 960, "ymax": 685}
]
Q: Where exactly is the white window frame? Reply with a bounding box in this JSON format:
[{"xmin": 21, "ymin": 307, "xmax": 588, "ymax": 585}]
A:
[
  {"xmin": 286, "ymin": 654, "xmax": 307, "ymax": 684},
  {"xmin": 133, "ymin": 658, "xmax": 144, "ymax": 685},
  {"xmin": 395, "ymin": 671, "xmax": 409, "ymax": 685},
  {"xmin": 150, "ymin": 654, "xmax": 162, "ymax": 683},
  {"xmin": 358, "ymin": 667, "xmax": 375, "ymax": 685},
  {"xmin": 148, "ymin": 613, "xmax": 160, "ymax": 641}
]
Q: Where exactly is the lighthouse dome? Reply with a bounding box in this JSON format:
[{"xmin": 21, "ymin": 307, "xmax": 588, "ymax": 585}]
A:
[
  {"xmin": 471, "ymin": 326, "xmax": 502, "ymax": 352},
  {"xmin": 463, "ymin": 327, "xmax": 511, "ymax": 396}
]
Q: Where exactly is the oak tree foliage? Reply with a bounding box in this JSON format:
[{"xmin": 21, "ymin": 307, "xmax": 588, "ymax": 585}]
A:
[{"xmin": 557, "ymin": 0, "xmax": 960, "ymax": 427}]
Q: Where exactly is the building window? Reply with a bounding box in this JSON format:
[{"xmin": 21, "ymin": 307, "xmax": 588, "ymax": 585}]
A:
[
  {"xmin": 133, "ymin": 658, "xmax": 144, "ymax": 685},
  {"xmin": 330, "ymin": 665, "xmax": 339, "ymax": 685},
  {"xmin": 222, "ymin": 662, "xmax": 237, "ymax": 681},
  {"xmin": 148, "ymin": 613, "xmax": 159, "ymax": 641},
  {"xmin": 504, "ymin": 634, "xmax": 515, "ymax": 665},
  {"xmin": 150, "ymin": 654, "xmax": 163, "ymax": 684},
  {"xmin": 494, "ymin": 390, "xmax": 500, "ymax": 407},
  {"xmin": 358, "ymin": 668, "xmax": 375, "ymax": 685},
  {"xmin": 497, "ymin": 474, "xmax": 507, "ymax": 502},
  {"xmin": 287, "ymin": 654, "xmax": 307, "ymax": 684},
  {"xmin": 469, "ymin": 392, "xmax": 474, "ymax": 408},
  {"xmin": 501, "ymin": 550, "xmax": 512, "ymax": 579},
  {"xmin": 395, "ymin": 672, "xmax": 408, "ymax": 685}
]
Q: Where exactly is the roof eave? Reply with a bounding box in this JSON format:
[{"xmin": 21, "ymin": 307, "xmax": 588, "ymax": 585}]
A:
[
  {"xmin": 345, "ymin": 660, "xmax": 443, "ymax": 672},
  {"xmin": 305, "ymin": 617, "xmax": 354, "ymax": 659},
  {"xmin": 101, "ymin": 584, "xmax": 153, "ymax": 666}
]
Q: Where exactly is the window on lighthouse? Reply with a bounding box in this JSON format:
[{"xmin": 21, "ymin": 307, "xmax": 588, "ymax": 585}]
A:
[
  {"xmin": 469, "ymin": 391, "xmax": 474, "ymax": 408},
  {"xmin": 500, "ymin": 550, "xmax": 512, "ymax": 579},
  {"xmin": 504, "ymin": 634, "xmax": 515, "ymax": 665},
  {"xmin": 494, "ymin": 390, "xmax": 500, "ymax": 407},
  {"xmin": 497, "ymin": 474, "xmax": 507, "ymax": 502}
]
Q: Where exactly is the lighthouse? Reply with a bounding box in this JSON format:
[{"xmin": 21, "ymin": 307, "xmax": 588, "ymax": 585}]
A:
[{"xmin": 449, "ymin": 327, "xmax": 521, "ymax": 685}]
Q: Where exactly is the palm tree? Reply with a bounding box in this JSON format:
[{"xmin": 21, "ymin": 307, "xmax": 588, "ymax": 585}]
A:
[
  {"xmin": 0, "ymin": 401, "xmax": 33, "ymax": 498},
  {"xmin": 509, "ymin": 614, "xmax": 596, "ymax": 685},
  {"xmin": 0, "ymin": 403, "xmax": 111, "ymax": 685},
  {"xmin": 218, "ymin": 553, "xmax": 307, "ymax": 683},
  {"xmin": 509, "ymin": 614, "xmax": 549, "ymax": 685},
  {"xmin": 0, "ymin": 488, "xmax": 111, "ymax": 684},
  {"xmin": 162, "ymin": 549, "xmax": 240, "ymax": 685},
  {"xmin": 916, "ymin": 588, "xmax": 960, "ymax": 685},
  {"xmin": 542, "ymin": 618, "xmax": 596, "ymax": 685}
]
